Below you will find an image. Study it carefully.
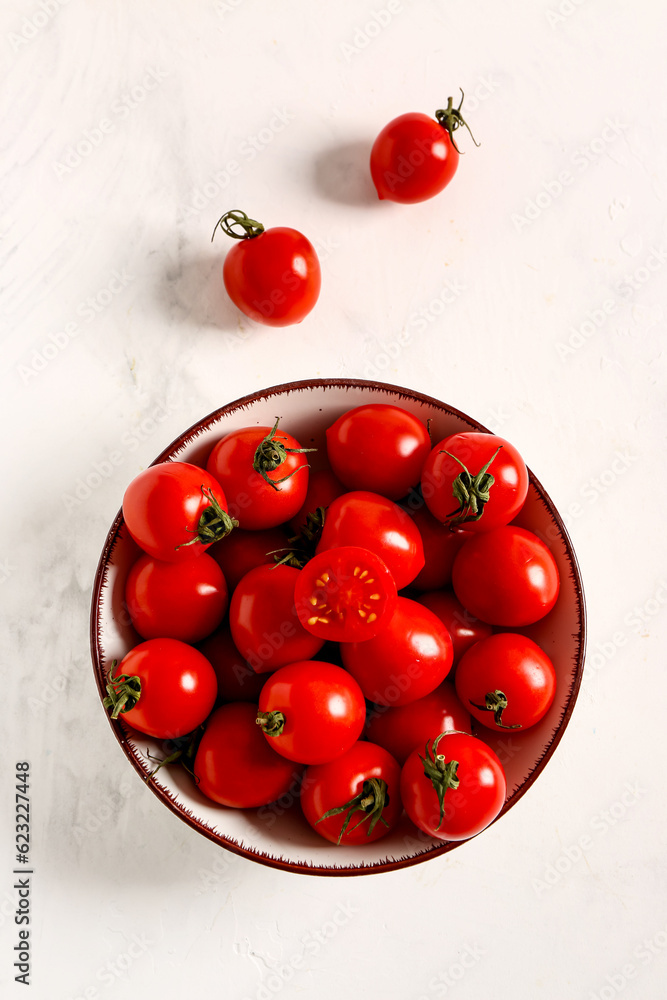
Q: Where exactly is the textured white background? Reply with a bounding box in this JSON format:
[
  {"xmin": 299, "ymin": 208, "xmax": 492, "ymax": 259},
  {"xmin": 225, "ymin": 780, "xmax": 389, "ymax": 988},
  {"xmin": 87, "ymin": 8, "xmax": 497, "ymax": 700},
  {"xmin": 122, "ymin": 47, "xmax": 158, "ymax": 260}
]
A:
[{"xmin": 1, "ymin": 1, "xmax": 666, "ymax": 998}]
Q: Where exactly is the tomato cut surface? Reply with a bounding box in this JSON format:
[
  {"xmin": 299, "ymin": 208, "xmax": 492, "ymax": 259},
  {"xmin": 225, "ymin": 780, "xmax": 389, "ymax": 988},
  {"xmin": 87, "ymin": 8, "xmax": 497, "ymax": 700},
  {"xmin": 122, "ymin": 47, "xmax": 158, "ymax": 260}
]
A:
[{"xmin": 294, "ymin": 546, "xmax": 397, "ymax": 642}]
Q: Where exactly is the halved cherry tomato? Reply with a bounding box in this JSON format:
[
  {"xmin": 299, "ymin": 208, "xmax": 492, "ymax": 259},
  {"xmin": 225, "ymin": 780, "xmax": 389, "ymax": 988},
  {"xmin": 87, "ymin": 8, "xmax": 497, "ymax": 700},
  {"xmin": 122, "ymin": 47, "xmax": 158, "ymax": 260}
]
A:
[
  {"xmin": 294, "ymin": 546, "xmax": 397, "ymax": 642},
  {"xmin": 455, "ymin": 633, "xmax": 556, "ymax": 731},
  {"xmin": 301, "ymin": 741, "xmax": 402, "ymax": 845},
  {"xmin": 316, "ymin": 491, "xmax": 424, "ymax": 590},
  {"xmin": 125, "ymin": 552, "xmax": 228, "ymax": 643},
  {"xmin": 194, "ymin": 702, "xmax": 301, "ymax": 807},
  {"xmin": 257, "ymin": 660, "xmax": 366, "ymax": 764}
]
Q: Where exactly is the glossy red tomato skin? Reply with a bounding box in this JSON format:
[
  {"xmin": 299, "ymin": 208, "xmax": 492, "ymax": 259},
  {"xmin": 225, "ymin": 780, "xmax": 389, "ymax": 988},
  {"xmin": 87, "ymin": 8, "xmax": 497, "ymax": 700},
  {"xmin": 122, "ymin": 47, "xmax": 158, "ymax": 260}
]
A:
[
  {"xmin": 452, "ymin": 527, "xmax": 560, "ymax": 626},
  {"xmin": 301, "ymin": 741, "xmax": 403, "ymax": 845},
  {"xmin": 401, "ymin": 732, "xmax": 506, "ymax": 841},
  {"xmin": 316, "ymin": 491, "xmax": 424, "ymax": 590},
  {"xmin": 340, "ymin": 597, "xmax": 453, "ymax": 707},
  {"xmin": 229, "ymin": 564, "xmax": 324, "ymax": 674},
  {"xmin": 125, "ymin": 552, "xmax": 228, "ymax": 643},
  {"xmin": 416, "ymin": 589, "xmax": 493, "ymax": 664},
  {"xmin": 294, "ymin": 546, "xmax": 397, "ymax": 643},
  {"xmin": 206, "ymin": 426, "xmax": 310, "ymax": 530},
  {"xmin": 287, "ymin": 468, "xmax": 346, "ymax": 534},
  {"xmin": 194, "ymin": 703, "xmax": 301, "ymax": 807},
  {"xmin": 422, "ymin": 433, "xmax": 529, "ymax": 532},
  {"xmin": 455, "ymin": 633, "xmax": 557, "ymax": 731},
  {"xmin": 370, "ymin": 113, "xmax": 459, "ymax": 204},
  {"xmin": 114, "ymin": 638, "xmax": 217, "ymax": 740},
  {"xmin": 122, "ymin": 462, "xmax": 231, "ymax": 563},
  {"xmin": 208, "ymin": 526, "xmax": 287, "ymax": 592},
  {"xmin": 365, "ymin": 681, "xmax": 471, "ymax": 765},
  {"xmin": 223, "ymin": 227, "xmax": 321, "ymax": 327},
  {"xmin": 326, "ymin": 404, "xmax": 431, "ymax": 501},
  {"xmin": 198, "ymin": 625, "xmax": 266, "ymax": 703},
  {"xmin": 407, "ymin": 506, "xmax": 471, "ymax": 591},
  {"xmin": 258, "ymin": 661, "xmax": 366, "ymax": 764}
]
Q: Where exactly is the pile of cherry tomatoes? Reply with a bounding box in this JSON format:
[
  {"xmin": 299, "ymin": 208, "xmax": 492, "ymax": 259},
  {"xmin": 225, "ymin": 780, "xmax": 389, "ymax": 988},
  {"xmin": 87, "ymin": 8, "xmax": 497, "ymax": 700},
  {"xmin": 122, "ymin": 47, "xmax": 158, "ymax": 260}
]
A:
[{"xmin": 104, "ymin": 402, "xmax": 560, "ymax": 848}]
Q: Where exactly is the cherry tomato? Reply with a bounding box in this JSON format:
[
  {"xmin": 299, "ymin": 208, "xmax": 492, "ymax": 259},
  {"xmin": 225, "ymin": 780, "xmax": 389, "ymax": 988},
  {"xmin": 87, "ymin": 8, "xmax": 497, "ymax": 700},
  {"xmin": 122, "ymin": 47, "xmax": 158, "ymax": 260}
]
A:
[
  {"xmin": 316, "ymin": 491, "xmax": 424, "ymax": 590},
  {"xmin": 208, "ymin": 525, "xmax": 287, "ymax": 592},
  {"xmin": 194, "ymin": 703, "xmax": 301, "ymax": 807},
  {"xmin": 325, "ymin": 404, "xmax": 430, "ymax": 501},
  {"xmin": 287, "ymin": 468, "xmax": 346, "ymax": 534},
  {"xmin": 103, "ymin": 638, "xmax": 217, "ymax": 740},
  {"xmin": 452, "ymin": 526, "xmax": 560, "ymax": 626},
  {"xmin": 455, "ymin": 633, "xmax": 556, "ymax": 731},
  {"xmin": 406, "ymin": 505, "xmax": 470, "ymax": 591},
  {"xmin": 229, "ymin": 564, "xmax": 324, "ymax": 673},
  {"xmin": 422, "ymin": 432, "xmax": 529, "ymax": 532},
  {"xmin": 301, "ymin": 741, "xmax": 402, "ymax": 845},
  {"xmin": 198, "ymin": 625, "xmax": 266, "ymax": 703},
  {"xmin": 365, "ymin": 681, "xmax": 471, "ymax": 765},
  {"xmin": 294, "ymin": 546, "xmax": 397, "ymax": 642},
  {"xmin": 206, "ymin": 419, "xmax": 312, "ymax": 530},
  {"xmin": 257, "ymin": 661, "xmax": 366, "ymax": 764},
  {"xmin": 416, "ymin": 589, "xmax": 493, "ymax": 664},
  {"xmin": 370, "ymin": 92, "xmax": 477, "ymax": 204},
  {"xmin": 213, "ymin": 210, "xmax": 321, "ymax": 326},
  {"xmin": 340, "ymin": 596, "xmax": 453, "ymax": 706},
  {"xmin": 125, "ymin": 552, "xmax": 228, "ymax": 643},
  {"xmin": 401, "ymin": 731, "xmax": 506, "ymax": 841},
  {"xmin": 122, "ymin": 462, "xmax": 235, "ymax": 563}
]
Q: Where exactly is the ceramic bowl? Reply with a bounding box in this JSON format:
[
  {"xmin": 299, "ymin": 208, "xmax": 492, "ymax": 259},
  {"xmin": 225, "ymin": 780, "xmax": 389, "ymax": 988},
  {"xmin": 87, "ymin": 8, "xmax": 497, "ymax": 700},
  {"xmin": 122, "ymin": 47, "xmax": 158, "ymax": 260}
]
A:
[{"xmin": 90, "ymin": 378, "xmax": 586, "ymax": 876}]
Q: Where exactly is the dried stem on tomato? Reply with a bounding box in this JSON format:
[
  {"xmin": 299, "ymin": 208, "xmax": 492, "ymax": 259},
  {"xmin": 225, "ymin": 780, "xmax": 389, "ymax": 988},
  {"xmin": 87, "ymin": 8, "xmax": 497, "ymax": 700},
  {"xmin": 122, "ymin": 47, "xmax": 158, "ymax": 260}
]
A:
[
  {"xmin": 316, "ymin": 777, "xmax": 390, "ymax": 845},
  {"xmin": 419, "ymin": 732, "xmax": 461, "ymax": 830},
  {"xmin": 471, "ymin": 689, "xmax": 521, "ymax": 729},
  {"xmin": 435, "ymin": 89, "xmax": 480, "ymax": 154}
]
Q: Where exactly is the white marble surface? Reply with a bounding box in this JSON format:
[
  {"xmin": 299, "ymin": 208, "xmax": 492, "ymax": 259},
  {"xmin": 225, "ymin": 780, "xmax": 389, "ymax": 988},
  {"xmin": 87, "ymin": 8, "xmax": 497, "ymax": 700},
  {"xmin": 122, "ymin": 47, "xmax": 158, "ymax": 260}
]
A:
[{"xmin": 1, "ymin": 1, "xmax": 666, "ymax": 997}]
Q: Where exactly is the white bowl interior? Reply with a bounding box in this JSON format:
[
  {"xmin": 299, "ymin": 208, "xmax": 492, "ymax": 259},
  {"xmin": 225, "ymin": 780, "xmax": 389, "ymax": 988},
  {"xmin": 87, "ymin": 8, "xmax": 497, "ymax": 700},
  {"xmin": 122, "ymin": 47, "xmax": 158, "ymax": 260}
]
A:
[{"xmin": 92, "ymin": 380, "xmax": 585, "ymax": 875}]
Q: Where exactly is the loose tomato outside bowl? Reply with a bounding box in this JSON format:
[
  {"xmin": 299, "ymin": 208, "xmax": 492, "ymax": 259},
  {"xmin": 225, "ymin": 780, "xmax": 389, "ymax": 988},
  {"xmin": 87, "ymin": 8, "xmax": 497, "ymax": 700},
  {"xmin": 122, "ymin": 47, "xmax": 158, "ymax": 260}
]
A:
[{"xmin": 90, "ymin": 379, "xmax": 586, "ymax": 877}]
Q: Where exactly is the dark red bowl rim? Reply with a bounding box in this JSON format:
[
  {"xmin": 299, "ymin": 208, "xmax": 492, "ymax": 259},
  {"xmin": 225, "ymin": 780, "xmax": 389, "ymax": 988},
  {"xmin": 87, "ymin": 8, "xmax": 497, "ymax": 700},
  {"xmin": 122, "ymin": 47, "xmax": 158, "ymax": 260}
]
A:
[{"xmin": 90, "ymin": 378, "xmax": 587, "ymax": 877}]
